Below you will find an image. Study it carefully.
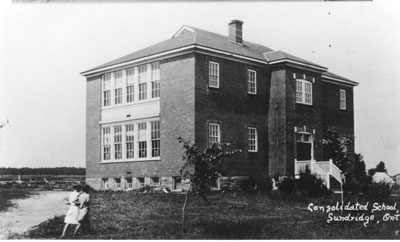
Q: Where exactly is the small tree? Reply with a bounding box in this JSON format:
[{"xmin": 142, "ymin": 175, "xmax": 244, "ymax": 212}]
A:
[
  {"xmin": 178, "ymin": 137, "xmax": 241, "ymax": 204},
  {"xmin": 319, "ymin": 128, "xmax": 354, "ymax": 172},
  {"xmin": 178, "ymin": 137, "xmax": 241, "ymax": 233}
]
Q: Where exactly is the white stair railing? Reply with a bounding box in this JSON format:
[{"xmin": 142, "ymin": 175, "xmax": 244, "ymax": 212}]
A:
[{"xmin": 329, "ymin": 159, "xmax": 343, "ymax": 184}]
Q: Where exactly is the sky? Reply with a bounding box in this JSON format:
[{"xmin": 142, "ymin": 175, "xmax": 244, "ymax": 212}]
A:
[{"xmin": 0, "ymin": 0, "xmax": 399, "ymax": 175}]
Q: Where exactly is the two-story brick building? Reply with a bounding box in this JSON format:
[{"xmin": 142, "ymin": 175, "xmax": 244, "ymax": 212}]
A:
[{"xmin": 81, "ymin": 20, "xmax": 358, "ymax": 191}]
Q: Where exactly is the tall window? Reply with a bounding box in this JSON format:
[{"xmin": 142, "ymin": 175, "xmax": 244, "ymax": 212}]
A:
[
  {"xmin": 102, "ymin": 127, "xmax": 111, "ymax": 161},
  {"xmin": 208, "ymin": 123, "xmax": 220, "ymax": 145},
  {"xmin": 248, "ymin": 127, "xmax": 258, "ymax": 152},
  {"xmin": 114, "ymin": 70, "xmax": 123, "ymax": 105},
  {"xmin": 340, "ymin": 89, "xmax": 346, "ymax": 110},
  {"xmin": 114, "ymin": 126, "xmax": 122, "ymax": 160},
  {"xmin": 209, "ymin": 62, "xmax": 219, "ymax": 88},
  {"xmin": 126, "ymin": 124, "xmax": 134, "ymax": 159},
  {"xmin": 126, "ymin": 67, "xmax": 135, "ymax": 103},
  {"xmin": 139, "ymin": 65, "xmax": 147, "ymax": 101},
  {"xmin": 151, "ymin": 121, "xmax": 160, "ymax": 158},
  {"xmin": 138, "ymin": 123, "xmax": 147, "ymax": 158},
  {"xmin": 102, "ymin": 73, "xmax": 111, "ymax": 107},
  {"xmin": 151, "ymin": 62, "xmax": 160, "ymax": 98},
  {"xmin": 295, "ymin": 79, "xmax": 312, "ymax": 105},
  {"xmin": 247, "ymin": 70, "xmax": 257, "ymax": 94}
]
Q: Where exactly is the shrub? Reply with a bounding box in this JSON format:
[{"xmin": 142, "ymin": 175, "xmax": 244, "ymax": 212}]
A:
[
  {"xmin": 253, "ymin": 173, "xmax": 273, "ymax": 193},
  {"xmin": 238, "ymin": 177, "xmax": 257, "ymax": 193},
  {"xmin": 296, "ymin": 170, "xmax": 330, "ymax": 197},
  {"xmin": 365, "ymin": 182, "xmax": 392, "ymax": 202},
  {"xmin": 278, "ymin": 177, "xmax": 296, "ymax": 196}
]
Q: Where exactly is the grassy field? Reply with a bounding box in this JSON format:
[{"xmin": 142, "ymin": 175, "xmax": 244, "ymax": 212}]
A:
[
  {"xmin": 0, "ymin": 189, "xmax": 31, "ymax": 212},
  {"xmin": 25, "ymin": 191, "xmax": 400, "ymax": 239}
]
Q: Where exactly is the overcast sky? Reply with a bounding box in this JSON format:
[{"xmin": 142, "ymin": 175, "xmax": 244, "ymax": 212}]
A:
[{"xmin": 0, "ymin": 0, "xmax": 399, "ymax": 175}]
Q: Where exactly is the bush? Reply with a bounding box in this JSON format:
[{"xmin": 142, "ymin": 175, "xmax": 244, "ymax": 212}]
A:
[
  {"xmin": 365, "ymin": 182, "xmax": 392, "ymax": 202},
  {"xmin": 278, "ymin": 177, "xmax": 296, "ymax": 196},
  {"xmin": 253, "ymin": 173, "xmax": 273, "ymax": 193},
  {"xmin": 221, "ymin": 175, "xmax": 272, "ymax": 193},
  {"xmin": 296, "ymin": 171, "xmax": 330, "ymax": 197}
]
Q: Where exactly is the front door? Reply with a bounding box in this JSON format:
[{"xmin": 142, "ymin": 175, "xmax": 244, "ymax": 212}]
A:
[{"xmin": 296, "ymin": 133, "xmax": 313, "ymax": 161}]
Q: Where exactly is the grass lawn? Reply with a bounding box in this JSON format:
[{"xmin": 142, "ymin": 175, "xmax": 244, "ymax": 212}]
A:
[
  {"xmin": 26, "ymin": 191, "xmax": 400, "ymax": 239},
  {"xmin": 0, "ymin": 189, "xmax": 31, "ymax": 212}
]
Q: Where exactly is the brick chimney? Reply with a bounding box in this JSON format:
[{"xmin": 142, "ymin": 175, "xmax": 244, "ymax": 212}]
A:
[{"xmin": 228, "ymin": 20, "xmax": 243, "ymax": 44}]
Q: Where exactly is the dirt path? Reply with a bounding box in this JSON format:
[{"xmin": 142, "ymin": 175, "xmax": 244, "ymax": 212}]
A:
[{"xmin": 0, "ymin": 190, "xmax": 69, "ymax": 239}]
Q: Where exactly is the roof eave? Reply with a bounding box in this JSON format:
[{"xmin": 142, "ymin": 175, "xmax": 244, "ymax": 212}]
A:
[{"xmin": 322, "ymin": 74, "xmax": 359, "ymax": 86}]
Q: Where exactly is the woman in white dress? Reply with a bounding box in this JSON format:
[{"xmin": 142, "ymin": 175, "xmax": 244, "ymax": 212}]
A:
[{"xmin": 61, "ymin": 184, "xmax": 82, "ymax": 238}]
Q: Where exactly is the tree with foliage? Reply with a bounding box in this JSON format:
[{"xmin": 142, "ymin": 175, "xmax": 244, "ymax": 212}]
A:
[
  {"xmin": 319, "ymin": 128, "xmax": 354, "ymax": 172},
  {"xmin": 178, "ymin": 137, "xmax": 241, "ymax": 204},
  {"xmin": 368, "ymin": 161, "xmax": 387, "ymax": 176},
  {"xmin": 354, "ymin": 153, "xmax": 366, "ymax": 181}
]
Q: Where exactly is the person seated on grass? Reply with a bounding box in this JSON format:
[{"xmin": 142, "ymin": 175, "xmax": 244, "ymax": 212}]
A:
[{"xmin": 61, "ymin": 184, "xmax": 82, "ymax": 238}]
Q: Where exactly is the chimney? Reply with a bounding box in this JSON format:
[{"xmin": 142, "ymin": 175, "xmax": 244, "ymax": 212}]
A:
[{"xmin": 228, "ymin": 20, "xmax": 243, "ymax": 44}]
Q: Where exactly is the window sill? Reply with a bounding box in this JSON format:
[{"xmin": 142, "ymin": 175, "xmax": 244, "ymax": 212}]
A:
[
  {"xmin": 101, "ymin": 158, "xmax": 161, "ymax": 164},
  {"xmin": 295, "ymin": 102, "xmax": 313, "ymax": 106}
]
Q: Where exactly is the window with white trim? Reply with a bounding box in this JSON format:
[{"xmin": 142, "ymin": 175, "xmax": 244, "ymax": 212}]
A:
[
  {"xmin": 150, "ymin": 177, "xmax": 160, "ymax": 186},
  {"xmin": 126, "ymin": 124, "xmax": 134, "ymax": 159},
  {"xmin": 295, "ymin": 79, "xmax": 313, "ymax": 105},
  {"xmin": 247, "ymin": 70, "xmax": 257, "ymax": 94},
  {"xmin": 126, "ymin": 67, "xmax": 135, "ymax": 103},
  {"xmin": 102, "ymin": 127, "xmax": 111, "ymax": 161},
  {"xmin": 209, "ymin": 62, "xmax": 219, "ymax": 88},
  {"xmin": 151, "ymin": 62, "xmax": 160, "ymax": 98},
  {"xmin": 138, "ymin": 65, "xmax": 147, "ymax": 101},
  {"xmin": 137, "ymin": 177, "xmax": 145, "ymax": 188},
  {"xmin": 126, "ymin": 177, "xmax": 133, "ymax": 189},
  {"xmin": 115, "ymin": 178, "xmax": 121, "ymax": 189},
  {"xmin": 151, "ymin": 121, "xmax": 160, "ymax": 158},
  {"xmin": 114, "ymin": 126, "xmax": 122, "ymax": 160},
  {"xmin": 296, "ymin": 133, "xmax": 311, "ymax": 143},
  {"xmin": 102, "ymin": 73, "xmax": 112, "ymax": 107},
  {"xmin": 208, "ymin": 123, "xmax": 220, "ymax": 146},
  {"xmin": 248, "ymin": 127, "xmax": 258, "ymax": 152},
  {"xmin": 114, "ymin": 70, "xmax": 123, "ymax": 105},
  {"xmin": 340, "ymin": 89, "xmax": 346, "ymax": 110},
  {"xmin": 138, "ymin": 122, "xmax": 147, "ymax": 158}
]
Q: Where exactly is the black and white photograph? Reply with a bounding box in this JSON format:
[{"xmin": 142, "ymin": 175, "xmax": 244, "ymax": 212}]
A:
[{"xmin": 0, "ymin": 0, "xmax": 399, "ymax": 239}]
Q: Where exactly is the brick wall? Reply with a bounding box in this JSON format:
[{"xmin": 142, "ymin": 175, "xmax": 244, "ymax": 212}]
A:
[
  {"xmin": 194, "ymin": 53, "xmax": 270, "ymax": 177},
  {"xmin": 159, "ymin": 53, "xmax": 196, "ymax": 177}
]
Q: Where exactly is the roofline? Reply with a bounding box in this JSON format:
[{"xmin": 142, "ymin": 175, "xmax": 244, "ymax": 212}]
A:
[
  {"xmin": 322, "ymin": 74, "xmax": 359, "ymax": 86},
  {"xmin": 172, "ymin": 26, "xmax": 195, "ymax": 38}
]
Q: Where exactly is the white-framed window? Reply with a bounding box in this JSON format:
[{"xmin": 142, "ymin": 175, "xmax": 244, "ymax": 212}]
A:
[
  {"xmin": 296, "ymin": 133, "xmax": 311, "ymax": 143},
  {"xmin": 151, "ymin": 62, "xmax": 161, "ymax": 98},
  {"xmin": 296, "ymin": 79, "xmax": 313, "ymax": 105},
  {"xmin": 208, "ymin": 123, "xmax": 220, "ymax": 146},
  {"xmin": 114, "ymin": 126, "xmax": 122, "ymax": 160},
  {"xmin": 151, "ymin": 121, "xmax": 160, "ymax": 158},
  {"xmin": 114, "ymin": 70, "xmax": 123, "ymax": 105},
  {"xmin": 248, "ymin": 127, "xmax": 258, "ymax": 152},
  {"xmin": 102, "ymin": 73, "xmax": 112, "ymax": 107},
  {"xmin": 138, "ymin": 122, "xmax": 147, "ymax": 158},
  {"xmin": 137, "ymin": 177, "xmax": 145, "ymax": 188},
  {"xmin": 126, "ymin": 177, "xmax": 133, "ymax": 190},
  {"xmin": 115, "ymin": 178, "xmax": 121, "ymax": 189},
  {"xmin": 340, "ymin": 89, "xmax": 346, "ymax": 110},
  {"xmin": 126, "ymin": 124, "xmax": 134, "ymax": 159},
  {"xmin": 209, "ymin": 61, "xmax": 219, "ymax": 88},
  {"xmin": 102, "ymin": 127, "xmax": 111, "ymax": 161},
  {"xmin": 138, "ymin": 64, "xmax": 148, "ymax": 101},
  {"xmin": 247, "ymin": 70, "xmax": 257, "ymax": 94},
  {"xmin": 127, "ymin": 85, "xmax": 134, "ymax": 103},
  {"xmin": 150, "ymin": 177, "xmax": 160, "ymax": 186}
]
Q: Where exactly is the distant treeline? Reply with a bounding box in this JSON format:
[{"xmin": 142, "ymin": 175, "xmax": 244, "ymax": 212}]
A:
[{"xmin": 0, "ymin": 167, "xmax": 85, "ymax": 176}]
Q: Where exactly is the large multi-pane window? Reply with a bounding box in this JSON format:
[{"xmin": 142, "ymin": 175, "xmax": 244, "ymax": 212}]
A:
[
  {"xmin": 208, "ymin": 123, "xmax": 220, "ymax": 146},
  {"xmin": 151, "ymin": 62, "xmax": 160, "ymax": 98},
  {"xmin": 114, "ymin": 126, "xmax": 122, "ymax": 160},
  {"xmin": 102, "ymin": 127, "xmax": 111, "ymax": 161},
  {"xmin": 102, "ymin": 73, "xmax": 112, "ymax": 107},
  {"xmin": 340, "ymin": 89, "xmax": 346, "ymax": 110},
  {"xmin": 139, "ymin": 65, "xmax": 147, "ymax": 101},
  {"xmin": 126, "ymin": 67, "xmax": 135, "ymax": 103},
  {"xmin": 209, "ymin": 62, "xmax": 219, "ymax": 88},
  {"xmin": 126, "ymin": 124, "xmax": 134, "ymax": 159},
  {"xmin": 248, "ymin": 127, "xmax": 258, "ymax": 152},
  {"xmin": 151, "ymin": 121, "xmax": 160, "ymax": 158},
  {"xmin": 114, "ymin": 70, "xmax": 123, "ymax": 105},
  {"xmin": 101, "ymin": 120, "xmax": 161, "ymax": 162},
  {"xmin": 138, "ymin": 123, "xmax": 147, "ymax": 158},
  {"xmin": 247, "ymin": 70, "xmax": 257, "ymax": 94},
  {"xmin": 296, "ymin": 79, "xmax": 312, "ymax": 105}
]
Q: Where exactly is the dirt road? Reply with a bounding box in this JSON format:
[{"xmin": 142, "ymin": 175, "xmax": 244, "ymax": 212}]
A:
[{"xmin": 0, "ymin": 190, "xmax": 69, "ymax": 239}]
